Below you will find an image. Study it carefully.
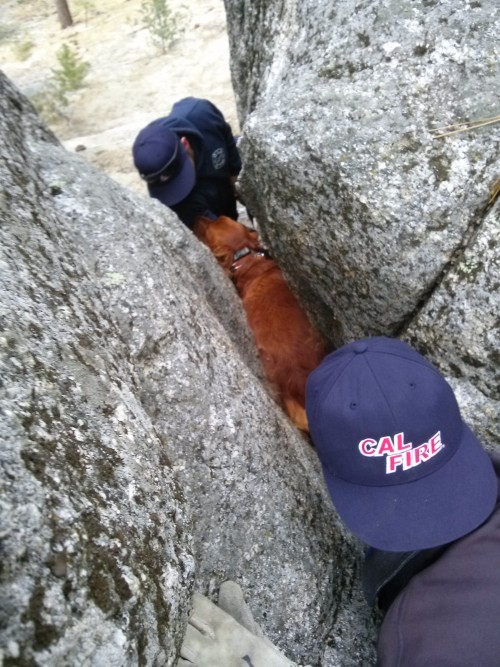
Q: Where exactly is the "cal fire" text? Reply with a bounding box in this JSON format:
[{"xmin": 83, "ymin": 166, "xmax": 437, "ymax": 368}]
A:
[{"xmin": 358, "ymin": 431, "xmax": 444, "ymax": 473}]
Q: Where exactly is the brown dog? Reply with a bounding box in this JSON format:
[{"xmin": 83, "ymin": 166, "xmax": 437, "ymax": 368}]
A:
[{"xmin": 194, "ymin": 215, "xmax": 327, "ymax": 432}]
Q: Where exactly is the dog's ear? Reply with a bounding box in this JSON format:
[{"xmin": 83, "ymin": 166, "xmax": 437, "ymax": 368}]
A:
[
  {"xmin": 212, "ymin": 247, "xmax": 234, "ymax": 273},
  {"xmin": 193, "ymin": 215, "xmax": 235, "ymax": 241},
  {"xmin": 213, "ymin": 215, "xmax": 236, "ymax": 224},
  {"xmin": 243, "ymin": 227, "xmax": 261, "ymax": 250},
  {"xmin": 193, "ymin": 217, "xmax": 233, "ymax": 272},
  {"xmin": 193, "ymin": 216, "xmax": 212, "ymax": 241}
]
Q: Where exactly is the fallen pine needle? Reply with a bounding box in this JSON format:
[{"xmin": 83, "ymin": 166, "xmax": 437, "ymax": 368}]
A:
[
  {"xmin": 430, "ymin": 113, "xmax": 500, "ymax": 138},
  {"xmin": 490, "ymin": 179, "xmax": 500, "ymax": 205}
]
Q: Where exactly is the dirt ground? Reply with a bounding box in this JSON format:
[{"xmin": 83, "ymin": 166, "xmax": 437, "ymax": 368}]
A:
[{"xmin": 0, "ymin": 0, "xmax": 238, "ymax": 195}]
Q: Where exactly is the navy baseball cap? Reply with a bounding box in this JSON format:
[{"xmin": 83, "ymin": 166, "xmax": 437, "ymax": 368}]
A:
[
  {"xmin": 305, "ymin": 336, "xmax": 497, "ymax": 552},
  {"xmin": 132, "ymin": 123, "xmax": 195, "ymax": 206}
]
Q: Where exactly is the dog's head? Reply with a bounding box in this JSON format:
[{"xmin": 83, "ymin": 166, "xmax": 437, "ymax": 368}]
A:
[{"xmin": 193, "ymin": 215, "xmax": 260, "ymax": 272}]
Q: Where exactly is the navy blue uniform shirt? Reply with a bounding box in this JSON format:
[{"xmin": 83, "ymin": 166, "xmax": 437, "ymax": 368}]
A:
[{"xmin": 148, "ymin": 97, "xmax": 241, "ymax": 229}]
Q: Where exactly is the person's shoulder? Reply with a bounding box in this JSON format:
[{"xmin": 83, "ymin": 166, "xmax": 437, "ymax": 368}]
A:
[
  {"xmin": 163, "ymin": 99, "xmax": 209, "ymax": 136},
  {"xmin": 172, "ymin": 97, "xmax": 218, "ymax": 115},
  {"xmin": 177, "ymin": 98, "xmax": 225, "ymax": 123},
  {"xmin": 170, "ymin": 97, "xmax": 197, "ymax": 115}
]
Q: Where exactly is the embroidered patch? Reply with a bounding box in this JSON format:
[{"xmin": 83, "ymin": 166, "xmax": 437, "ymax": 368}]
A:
[
  {"xmin": 358, "ymin": 431, "xmax": 445, "ymax": 474},
  {"xmin": 212, "ymin": 147, "xmax": 226, "ymax": 169}
]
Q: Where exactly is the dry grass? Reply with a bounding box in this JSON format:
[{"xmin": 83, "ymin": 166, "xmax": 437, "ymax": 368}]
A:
[
  {"xmin": 489, "ymin": 178, "xmax": 500, "ymax": 205},
  {"xmin": 430, "ymin": 114, "xmax": 500, "ymax": 138},
  {"xmin": 430, "ymin": 115, "xmax": 500, "ymax": 211}
]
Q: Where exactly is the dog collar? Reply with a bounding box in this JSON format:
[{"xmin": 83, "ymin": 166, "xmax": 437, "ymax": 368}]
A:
[
  {"xmin": 231, "ymin": 246, "xmax": 269, "ymax": 272},
  {"xmin": 233, "ymin": 247, "xmax": 253, "ymax": 261}
]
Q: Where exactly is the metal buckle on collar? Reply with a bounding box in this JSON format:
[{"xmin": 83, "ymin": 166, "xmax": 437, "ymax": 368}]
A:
[
  {"xmin": 233, "ymin": 247, "xmax": 252, "ymax": 262},
  {"xmin": 231, "ymin": 246, "xmax": 270, "ymax": 272}
]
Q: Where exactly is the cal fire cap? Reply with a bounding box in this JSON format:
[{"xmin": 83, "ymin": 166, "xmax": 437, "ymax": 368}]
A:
[
  {"xmin": 305, "ymin": 336, "xmax": 497, "ymax": 552},
  {"xmin": 132, "ymin": 123, "xmax": 195, "ymax": 206}
]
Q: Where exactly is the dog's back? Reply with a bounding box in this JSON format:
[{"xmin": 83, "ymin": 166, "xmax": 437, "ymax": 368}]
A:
[
  {"xmin": 194, "ymin": 215, "xmax": 327, "ymax": 432},
  {"xmin": 234, "ymin": 256, "xmax": 326, "ymax": 431}
]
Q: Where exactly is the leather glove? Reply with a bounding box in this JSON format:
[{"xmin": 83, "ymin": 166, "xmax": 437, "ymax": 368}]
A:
[
  {"xmin": 217, "ymin": 580, "xmax": 265, "ymax": 637},
  {"xmin": 178, "ymin": 583, "xmax": 298, "ymax": 667}
]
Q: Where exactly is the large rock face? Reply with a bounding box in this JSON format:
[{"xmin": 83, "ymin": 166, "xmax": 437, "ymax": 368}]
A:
[
  {"xmin": 0, "ymin": 72, "xmax": 378, "ymax": 667},
  {"xmin": 225, "ymin": 0, "xmax": 500, "ymax": 449},
  {"xmin": 4, "ymin": 0, "xmax": 498, "ymax": 657},
  {"xmin": 1, "ymin": 74, "xmax": 194, "ymax": 666}
]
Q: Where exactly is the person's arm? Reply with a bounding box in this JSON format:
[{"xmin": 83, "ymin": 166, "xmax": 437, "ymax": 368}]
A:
[
  {"xmin": 377, "ymin": 501, "xmax": 500, "ymax": 666},
  {"xmin": 199, "ymin": 99, "xmax": 242, "ymax": 176},
  {"xmin": 222, "ymin": 121, "xmax": 242, "ymax": 176},
  {"xmin": 170, "ymin": 191, "xmax": 217, "ymax": 230},
  {"xmin": 171, "ymin": 177, "xmax": 239, "ymax": 229}
]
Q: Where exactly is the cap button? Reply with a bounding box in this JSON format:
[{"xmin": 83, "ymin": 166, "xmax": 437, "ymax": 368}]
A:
[{"xmin": 352, "ymin": 341, "xmax": 368, "ymax": 354}]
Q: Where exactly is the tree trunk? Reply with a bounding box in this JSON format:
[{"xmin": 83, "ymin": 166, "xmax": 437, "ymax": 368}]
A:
[{"xmin": 56, "ymin": 0, "xmax": 73, "ymax": 29}]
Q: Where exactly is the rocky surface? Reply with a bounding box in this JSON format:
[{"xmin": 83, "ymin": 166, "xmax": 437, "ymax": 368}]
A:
[
  {"xmin": 1, "ymin": 73, "xmax": 194, "ymax": 667},
  {"xmin": 3, "ymin": 0, "xmax": 498, "ymax": 663},
  {"xmin": 0, "ymin": 72, "xmax": 378, "ymax": 666},
  {"xmin": 406, "ymin": 198, "xmax": 500, "ymax": 448},
  {"xmin": 225, "ymin": 0, "xmax": 500, "ymax": 449}
]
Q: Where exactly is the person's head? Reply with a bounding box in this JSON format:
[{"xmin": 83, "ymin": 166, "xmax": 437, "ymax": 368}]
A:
[
  {"xmin": 305, "ymin": 336, "xmax": 497, "ymax": 552},
  {"xmin": 132, "ymin": 124, "xmax": 195, "ymax": 206}
]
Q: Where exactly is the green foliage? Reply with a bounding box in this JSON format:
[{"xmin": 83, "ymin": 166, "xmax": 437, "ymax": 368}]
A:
[
  {"xmin": 30, "ymin": 44, "xmax": 90, "ymax": 123},
  {"xmin": 140, "ymin": 0, "xmax": 178, "ymax": 54},
  {"xmin": 13, "ymin": 38, "xmax": 35, "ymax": 61},
  {"xmin": 52, "ymin": 43, "xmax": 90, "ymax": 93}
]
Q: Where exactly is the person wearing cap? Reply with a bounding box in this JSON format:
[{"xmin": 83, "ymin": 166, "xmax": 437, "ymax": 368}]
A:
[
  {"xmin": 178, "ymin": 337, "xmax": 500, "ymax": 667},
  {"xmin": 132, "ymin": 97, "xmax": 241, "ymax": 230},
  {"xmin": 305, "ymin": 336, "xmax": 500, "ymax": 666}
]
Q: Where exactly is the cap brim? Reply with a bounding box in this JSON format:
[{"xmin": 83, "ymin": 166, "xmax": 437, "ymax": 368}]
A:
[
  {"xmin": 148, "ymin": 149, "xmax": 196, "ymax": 206},
  {"xmin": 323, "ymin": 424, "xmax": 498, "ymax": 551}
]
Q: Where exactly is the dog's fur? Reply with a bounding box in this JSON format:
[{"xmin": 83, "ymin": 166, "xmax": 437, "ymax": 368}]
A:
[{"xmin": 194, "ymin": 215, "xmax": 327, "ymax": 432}]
